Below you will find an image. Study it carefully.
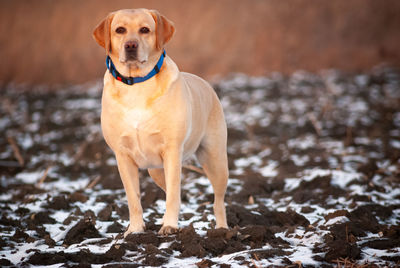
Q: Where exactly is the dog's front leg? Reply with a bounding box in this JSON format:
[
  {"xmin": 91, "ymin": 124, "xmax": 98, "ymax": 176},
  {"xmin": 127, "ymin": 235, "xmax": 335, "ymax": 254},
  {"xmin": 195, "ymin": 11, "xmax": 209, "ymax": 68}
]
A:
[
  {"xmin": 158, "ymin": 146, "xmax": 182, "ymax": 235},
  {"xmin": 115, "ymin": 153, "xmax": 145, "ymax": 237}
]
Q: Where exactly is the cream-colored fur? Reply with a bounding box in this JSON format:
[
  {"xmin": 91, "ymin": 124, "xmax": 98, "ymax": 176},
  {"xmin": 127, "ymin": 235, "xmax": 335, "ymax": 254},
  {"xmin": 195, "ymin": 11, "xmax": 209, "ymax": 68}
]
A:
[{"xmin": 93, "ymin": 8, "xmax": 228, "ymax": 236}]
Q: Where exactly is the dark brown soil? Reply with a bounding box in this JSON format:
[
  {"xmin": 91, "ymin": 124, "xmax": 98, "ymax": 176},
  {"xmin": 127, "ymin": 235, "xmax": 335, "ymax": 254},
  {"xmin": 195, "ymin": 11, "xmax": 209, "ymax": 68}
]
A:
[{"xmin": 1, "ymin": 66, "xmax": 400, "ymax": 266}]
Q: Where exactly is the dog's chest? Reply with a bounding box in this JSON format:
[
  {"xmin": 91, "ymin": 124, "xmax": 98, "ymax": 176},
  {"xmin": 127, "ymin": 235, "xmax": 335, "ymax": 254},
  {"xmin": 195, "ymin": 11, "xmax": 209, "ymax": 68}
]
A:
[
  {"xmin": 126, "ymin": 108, "xmax": 152, "ymax": 129},
  {"xmin": 102, "ymin": 101, "xmax": 164, "ymax": 168},
  {"xmin": 124, "ymin": 109, "xmax": 164, "ymax": 167}
]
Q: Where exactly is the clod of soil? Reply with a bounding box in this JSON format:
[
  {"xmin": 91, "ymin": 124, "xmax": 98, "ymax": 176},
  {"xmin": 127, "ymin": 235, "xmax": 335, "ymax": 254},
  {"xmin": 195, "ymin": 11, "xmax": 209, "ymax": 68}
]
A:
[{"xmin": 64, "ymin": 219, "xmax": 102, "ymax": 245}]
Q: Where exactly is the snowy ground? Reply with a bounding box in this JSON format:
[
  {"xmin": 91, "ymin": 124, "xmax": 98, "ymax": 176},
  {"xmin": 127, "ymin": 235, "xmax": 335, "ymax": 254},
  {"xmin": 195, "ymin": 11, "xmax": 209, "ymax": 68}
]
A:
[{"xmin": 0, "ymin": 66, "xmax": 400, "ymax": 267}]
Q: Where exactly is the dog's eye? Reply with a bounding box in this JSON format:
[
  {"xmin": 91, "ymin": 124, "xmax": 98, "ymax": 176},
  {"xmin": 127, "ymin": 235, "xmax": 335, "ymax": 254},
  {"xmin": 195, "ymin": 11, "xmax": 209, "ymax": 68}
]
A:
[
  {"xmin": 116, "ymin": 27, "xmax": 126, "ymax": 34},
  {"xmin": 139, "ymin": 27, "xmax": 150, "ymax": 34}
]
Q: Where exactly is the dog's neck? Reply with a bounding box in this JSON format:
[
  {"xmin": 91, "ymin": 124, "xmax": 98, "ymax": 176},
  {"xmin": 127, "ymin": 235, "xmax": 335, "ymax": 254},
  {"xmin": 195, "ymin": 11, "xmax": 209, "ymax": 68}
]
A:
[{"xmin": 106, "ymin": 50, "xmax": 166, "ymax": 85}]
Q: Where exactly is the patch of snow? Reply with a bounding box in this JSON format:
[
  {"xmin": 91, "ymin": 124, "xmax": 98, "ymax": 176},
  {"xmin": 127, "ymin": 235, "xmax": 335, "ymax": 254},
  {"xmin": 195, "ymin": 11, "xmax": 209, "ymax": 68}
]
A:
[
  {"xmin": 248, "ymin": 76, "xmax": 272, "ymax": 89},
  {"xmin": 276, "ymin": 230, "xmax": 323, "ymax": 266},
  {"xmin": 234, "ymin": 156, "xmax": 262, "ymax": 168},
  {"xmin": 16, "ymin": 171, "xmax": 43, "ymax": 184},
  {"xmin": 341, "ymin": 154, "xmax": 368, "ymax": 163},
  {"xmin": 287, "ymin": 135, "xmax": 316, "ymax": 150},
  {"xmin": 258, "ymin": 148, "xmax": 272, "ymax": 158},
  {"xmin": 64, "ymin": 99, "xmax": 100, "ymax": 110},
  {"xmin": 284, "ymin": 178, "xmax": 302, "ymax": 192},
  {"xmin": 354, "ymin": 74, "xmax": 369, "ymax": 87},
  {"xmin": 106, "ymin": 157, "xmax": 117, "ymax": 166},
  {"xmin": 360, "ymin": 247, "xmax": 400, "ymax": 266},
  {"xmin": 0, "ymin": 117, "xmax": 10, "ymax": 129},
  {"xmin": 259, "ymin": 161, "xmax": 278, "ymax": 177},
  {"xmin": 390, "ymin": 129, "xmax": 400, "ymax": 137},
  {"xmin": 325, "ymin": 216, "xmax": 349, "ymax": 225},
  {"xmin": 390, "ymin": 139, "xmax": 400, "ymax": 149},
  {"xmin": 290, "ymin": 154, "xmax": 310, "ymax": 166},
  {"xmin": 285, "ymin": 169, "xmax": 361, "ymax": 191}
]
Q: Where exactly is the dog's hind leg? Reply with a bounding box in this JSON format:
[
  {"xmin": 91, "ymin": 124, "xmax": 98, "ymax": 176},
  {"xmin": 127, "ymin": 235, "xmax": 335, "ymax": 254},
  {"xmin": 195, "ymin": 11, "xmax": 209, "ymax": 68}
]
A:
[{"xmin": 196, "ymin": 112, "xmax": 229, "ymax": 229}]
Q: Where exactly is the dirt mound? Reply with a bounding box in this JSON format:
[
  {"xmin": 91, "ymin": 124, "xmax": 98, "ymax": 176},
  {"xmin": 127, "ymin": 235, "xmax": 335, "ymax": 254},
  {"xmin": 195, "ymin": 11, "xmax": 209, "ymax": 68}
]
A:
[{"xmin": 64, "ymin": 219, "xmax": 103, "ymax": 246}]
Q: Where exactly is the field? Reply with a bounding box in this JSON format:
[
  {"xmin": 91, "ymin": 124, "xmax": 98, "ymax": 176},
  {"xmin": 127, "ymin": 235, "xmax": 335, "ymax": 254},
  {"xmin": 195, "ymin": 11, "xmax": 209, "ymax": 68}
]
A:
[{"xmin": 1, "ymin": 66, "xmax": 399, "ymax": 267}]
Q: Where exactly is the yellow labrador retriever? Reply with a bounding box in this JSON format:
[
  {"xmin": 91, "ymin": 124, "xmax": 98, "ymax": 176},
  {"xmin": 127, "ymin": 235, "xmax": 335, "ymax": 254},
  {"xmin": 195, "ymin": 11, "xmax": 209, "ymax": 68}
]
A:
[{"xmin": 93, "ymin": 8, "xmax": 228, "ymax": 236}]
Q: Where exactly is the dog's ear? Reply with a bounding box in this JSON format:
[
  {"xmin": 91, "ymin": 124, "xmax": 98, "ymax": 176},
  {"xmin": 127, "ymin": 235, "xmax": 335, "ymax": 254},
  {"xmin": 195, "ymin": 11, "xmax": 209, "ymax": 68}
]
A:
[
  {"xmin": 93, "ymin": 12, "xmax": 115, "ymax": 54},
  {"xmin": 150, "ymin": 10, "xmax": 175, "ymax": 50}
]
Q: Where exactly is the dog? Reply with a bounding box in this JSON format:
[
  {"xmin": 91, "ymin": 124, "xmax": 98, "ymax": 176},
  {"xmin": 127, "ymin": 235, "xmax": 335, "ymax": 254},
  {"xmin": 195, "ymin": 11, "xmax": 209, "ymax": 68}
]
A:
[{"xmin": 93, "ymin": 8, "xmax": 228, "ymax": 236}]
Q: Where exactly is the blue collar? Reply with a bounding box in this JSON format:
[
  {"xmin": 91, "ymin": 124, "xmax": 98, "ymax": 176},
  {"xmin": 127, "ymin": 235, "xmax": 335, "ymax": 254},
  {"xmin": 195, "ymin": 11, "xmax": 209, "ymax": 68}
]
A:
[{"xmin": 106, "ymin": 50, "xmax": 166, "ymax": 85}]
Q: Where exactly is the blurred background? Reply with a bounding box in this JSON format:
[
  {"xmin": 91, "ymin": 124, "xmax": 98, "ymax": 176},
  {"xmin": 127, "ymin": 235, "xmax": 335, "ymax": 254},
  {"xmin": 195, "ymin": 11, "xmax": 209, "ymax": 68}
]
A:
[{"xmin": 0, "ymin": 0, "xmax": 399, "ymax": 85}]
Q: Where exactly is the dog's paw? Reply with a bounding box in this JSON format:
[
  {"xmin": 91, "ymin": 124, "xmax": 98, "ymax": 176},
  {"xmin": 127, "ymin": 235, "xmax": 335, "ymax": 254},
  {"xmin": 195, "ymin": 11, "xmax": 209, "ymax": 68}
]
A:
[
  {"xmin": 215, "ymin": 223, "xmax": 229, "ymax": 229},
  {"xmin": 158, "ymin": 225, "xmax": 178, "ymax": 235},
  {"xmin": 124, "ymin": 223, "xmax": 145, "ymax": 238}
]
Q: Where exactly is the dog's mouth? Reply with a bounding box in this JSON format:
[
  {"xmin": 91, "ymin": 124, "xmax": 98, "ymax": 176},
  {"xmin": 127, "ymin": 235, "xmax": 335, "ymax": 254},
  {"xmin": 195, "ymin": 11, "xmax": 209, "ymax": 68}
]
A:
[
  {"xmin": 121, "ymin": 53, "xmax": 147, "ymax": 65},
  {"xmin": 126, "ymin": 53, "xmax": 138, "ymax": 61}
]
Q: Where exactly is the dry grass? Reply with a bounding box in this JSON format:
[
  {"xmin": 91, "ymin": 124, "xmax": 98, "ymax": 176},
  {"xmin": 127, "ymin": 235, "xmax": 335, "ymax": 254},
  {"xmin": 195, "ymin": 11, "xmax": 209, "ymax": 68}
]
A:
[{"xmin": 333, "ymin": 258, "xmax": 383, "ymax": 268}]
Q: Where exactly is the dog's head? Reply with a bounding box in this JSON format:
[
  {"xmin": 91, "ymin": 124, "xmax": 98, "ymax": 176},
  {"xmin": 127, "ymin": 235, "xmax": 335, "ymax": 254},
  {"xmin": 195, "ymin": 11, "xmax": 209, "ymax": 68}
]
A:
[{"xmin": 93, "ymin": 9, "xmax": 174, "ymax": 69}]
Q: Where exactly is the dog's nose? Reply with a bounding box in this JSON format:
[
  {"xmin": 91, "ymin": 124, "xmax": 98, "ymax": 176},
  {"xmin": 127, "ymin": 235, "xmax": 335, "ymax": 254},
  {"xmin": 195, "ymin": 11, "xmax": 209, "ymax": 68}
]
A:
[{"xmin": 124, "ymin": 41, "xmax": 138, "ymax": 52}]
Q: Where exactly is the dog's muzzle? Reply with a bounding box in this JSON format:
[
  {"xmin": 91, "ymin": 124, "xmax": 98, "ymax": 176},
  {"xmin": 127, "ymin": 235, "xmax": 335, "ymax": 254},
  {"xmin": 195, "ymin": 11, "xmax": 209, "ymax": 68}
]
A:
[{"xmin": 124, "ymin": 40, "xmax": 138, "ymax": 60}]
